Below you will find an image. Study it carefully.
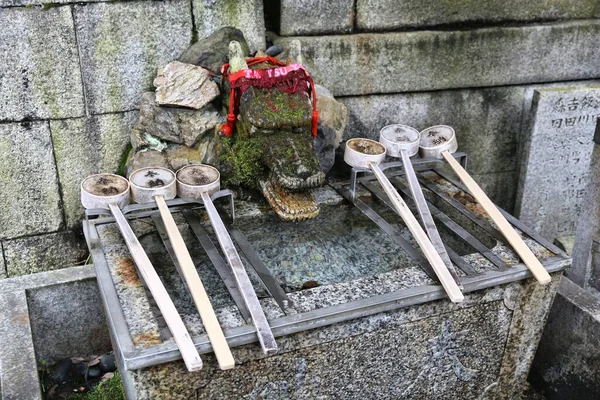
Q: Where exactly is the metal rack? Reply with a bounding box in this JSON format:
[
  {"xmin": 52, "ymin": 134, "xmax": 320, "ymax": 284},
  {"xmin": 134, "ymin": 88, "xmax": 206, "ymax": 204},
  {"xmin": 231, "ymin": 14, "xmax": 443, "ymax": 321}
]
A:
[{"xmin": 83, "ymin": 156, "xmax": 570, "ymax": 372}]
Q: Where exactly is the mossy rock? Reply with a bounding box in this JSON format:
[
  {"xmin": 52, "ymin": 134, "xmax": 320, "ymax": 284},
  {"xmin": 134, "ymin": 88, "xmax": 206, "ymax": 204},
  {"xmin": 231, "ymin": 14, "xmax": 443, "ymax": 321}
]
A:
[{"xmin": 240, "ymin": 87, "xmax": 312, "ymax": 130}]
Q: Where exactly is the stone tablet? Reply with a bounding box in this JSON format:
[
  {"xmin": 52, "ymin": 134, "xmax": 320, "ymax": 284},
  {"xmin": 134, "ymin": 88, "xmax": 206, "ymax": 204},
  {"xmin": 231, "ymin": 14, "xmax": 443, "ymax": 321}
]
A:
[{"xmin": 517, "ymin": 86, "xmax": 600, "ymax": 240}]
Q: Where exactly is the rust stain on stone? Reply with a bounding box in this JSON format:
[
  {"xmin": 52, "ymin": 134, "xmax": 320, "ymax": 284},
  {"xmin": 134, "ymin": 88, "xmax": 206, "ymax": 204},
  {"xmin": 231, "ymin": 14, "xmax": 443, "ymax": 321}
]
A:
[
  {"xmin": 12, "ymin": 312, "xmax": 30, "ymax": 325},
  {"xmin": 133, "ymin": 331, "xmax": 162, "ymax": 347},
  {"xmin": 115, "ymin": 256, "xmax": 141, "ymax": 287}
]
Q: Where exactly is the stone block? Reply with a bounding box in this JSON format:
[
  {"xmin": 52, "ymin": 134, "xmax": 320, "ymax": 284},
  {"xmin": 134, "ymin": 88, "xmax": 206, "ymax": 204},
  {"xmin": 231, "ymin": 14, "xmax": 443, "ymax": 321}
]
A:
[
  {"xmin": 0, "ymin": 7, "xmax": 84, "ymax": 121},
  {"xmin": 279, "ymin": 0, "xmax": 354, "ymax": 36},
  {"xmin": 0, "ymin": 122, "xmax": 62, "ymax": 239},
  {"xmin": 50, "ymin": 112, "xmax": 137, "ymax": 229},
  {"xmin": 516, "ymin": 86, "xmax": 600, "ymax": 240},
  {"xmin": 339, "ymin": 86, "xmax": 525, "ymax": 176},
  {"xmin": 74, "ymin": 1, "xmax": 192, "ymax": 114},
  {"xmin": 192, "ymin": 0, "xmax": 266, "ymax": 53},
  {"xmin": 356, "ymin": 0, "xmax": 600, "ymax": 31},
  {"xmin": 530, "ymin": 277, "xmax": 600, "ymax": 399},
  {"xmin": 275, "ymin": 20, "xmax": 600, "ymax": 96},
  {"xmin": 4, "ymin": 231, "xmax": 88, "ymax": 277},
  {"xmin": 469, "ymin": 171, "xmax": 519, "ymax": 214}
]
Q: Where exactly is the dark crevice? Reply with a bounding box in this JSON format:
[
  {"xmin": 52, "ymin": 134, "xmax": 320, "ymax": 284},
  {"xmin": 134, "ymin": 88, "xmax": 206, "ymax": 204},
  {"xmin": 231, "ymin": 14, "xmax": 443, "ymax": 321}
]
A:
[
  {"xmin": 0, "ymin": 241, "xmax": 7, "ymax": 277},
  {"xmin": 70, "ymin": 4, "xmax": 89, "ymax": 116},
  {"xmin": 189, "ymin": 0, "xmax": 197, "ymax": 44},
  {"xmin": 0, "ymin": 109, "xmax": 140, "ymax": 126},
  {"xmin": 263, "ymin": 0, "xmax": 280, "ymax": 35},
  {"xmin": 47, "ymin": 120, "xmax": 68, "ymax": 232}
]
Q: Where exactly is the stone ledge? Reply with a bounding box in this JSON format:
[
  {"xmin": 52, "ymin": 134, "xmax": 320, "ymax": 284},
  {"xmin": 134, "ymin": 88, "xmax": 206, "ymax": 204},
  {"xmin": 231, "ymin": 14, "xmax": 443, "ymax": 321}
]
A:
[
  {"xmin": 356, "ymin": 0, "xmax": 600, "ymax": 31},
  {"xmin": 275, "ymin": 20, "xmax": 600, "ymax": 96},
  {"xmin": 3, "ymin": 230, "xmax": 88, "ymax": 277},
  {"xmin": 0, "ymin": 6, "xmax": 85, "ymax": 121}
]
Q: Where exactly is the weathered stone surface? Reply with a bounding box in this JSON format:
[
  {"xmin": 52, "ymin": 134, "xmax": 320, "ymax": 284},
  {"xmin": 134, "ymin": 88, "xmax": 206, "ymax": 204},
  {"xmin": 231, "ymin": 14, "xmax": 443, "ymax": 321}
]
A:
[
  {"xmin": 74, "ymin": 1, "xmax": 192, "ymax": 114},
  {"xmin": 135, "ymin": 92, "xmax": 222, "ymax": 148},
  {"xmin": 279, "ymin": 0, "xmax": 354, "ymax": 36},
  {"xmin": 51, "ymin": 112, "xmax": 137, "ymax": 229},
  {"xmin": 340, "ymin": 86, "xmax": 525, "ymax": 176},
  {"xmin": 275, "ymin": 21, "xmax": 600, "ymax": 96},
  {"xmin": 240, "ymin": 87, "xmax": 312, "ymax": 129},
  {"xmin": 125, "ymin": 276, "xmax": 560, "ymax": 399},
  {"xmin": 315, "ymin": 85, "xmax": 347, "ymax": 173},
  {"xmin": 125, "ymin": 149, "xmax": 168, "ymax": 178},
  {"xmin": 0, "ymin": 0, "xmax": 94, "ymax": 6},
  {"xmin": 178, "ymin": 26, "xmax": 250, "ymax": 74},
  {"xmin": 470, "ymin": 171, "xmax": 518, "ymax": 213},
  {"xmin": 516, "ymin": 86, "xmax": 600, "ymax": 240},
  {"xmin": 27, "ymin": 277, "xmax": 111, "ymax": 364},
  {"xmin": 356, "ymin": 0, "xmax": 600, "ymax": 31},
  {"xmin": 0, "ymin": 122, "xmax": 62, "ymax": 239},
  {"xmin": 192, "ymin": 0, "xmax": 266, "ymax": 54},
  {"xmin": 4, "ymin": 231, "xmax": 87, "ymax": 277},
  {"xmin": 154, "ymin": 61, "xmax": 220, "ymax": 109},
  {"xmin": 554, "ymin": 235, "xmax": 576, "ymax": 255},
  {"xmin": 530, "ymin": 277, "xmax": 600, "ymax": 400},
  {"xmin": 0, "ymin": 7, "xmax": 84, "ymax": 121}
]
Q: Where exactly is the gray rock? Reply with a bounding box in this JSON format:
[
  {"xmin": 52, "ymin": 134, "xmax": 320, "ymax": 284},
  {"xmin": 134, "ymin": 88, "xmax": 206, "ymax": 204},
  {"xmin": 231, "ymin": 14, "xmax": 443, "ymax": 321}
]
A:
[
  {"xmin": 192, "ymin": 0, "xmax": 266, "ymax": 54},
  {"xmin": 74, "ymin": 1, "xmax": 192, "ymax": 114},
  {"xmin": 516, "ymin": 86, "xmax": 600, "ymax": 240},
  {"xmin": 275, "ymin": 21, "xmax": 600, "ymax": 96},
  {"xmin": 135, "ymin": 92, "xmax": 222, "ymax": 148},
  {"xmin": 4, "ymin": 231, "xmax": 88, "ymax": 277},
  {"xmin": 0, "ymin": 7, "xmax": 85, "ymax": 121},
  {"xmin": 0, "ymin": 122, "xmax": 62, "ymax": 239},
  {"xmin": 126, "ymin": 150, "xmax": 168, "ymax": 178},
  {"xmin": 553, "ymin": 235, "xmax": 576, "ymax": 255},
  {"xmin": 356, "ymin": 0, "xmax": 600, "ymax": 31},
  {"xmin": 314, "ymin": 85, "xmax": 347, "ymax": 173},
  {"xmin": 265, "ymin": 45, "xmax": 283, "ymax": 57},
  {"xmin": 51, "ymin": 359, "xmax": 73, "ymax": 384},
  {"xmin": 178, "ymin": 26, "xmax": 250, "ymax": 74},
  {"xmin": 279, "ymin": 0, "xmax": 354, "ymax": 36},
  {"xmin": 50, "ymin": 112, "xmax": 137, "ymax": 229},
  {"xmin": 0, "ymin": 0, "xmax": 94, "ymax": 6},
  {"xmin": 154, "ymin": 61, "xmax": 220, "ymax": 110},
  {"xmin": 99, "ymin": 354, "xmax": 116, "ymax": 373}
]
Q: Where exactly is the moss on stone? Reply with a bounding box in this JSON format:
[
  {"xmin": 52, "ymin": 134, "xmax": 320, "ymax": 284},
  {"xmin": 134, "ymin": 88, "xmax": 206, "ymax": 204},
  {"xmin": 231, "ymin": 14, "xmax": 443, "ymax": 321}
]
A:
[
  {"xmin": 218, "ymin": 136, "xmax": 266, "ymax": 188},
  {"xmin": 241, "ymin": 87, "xmax": 312, "ymax": 130},
  {"xmin": 67, "ymin": 372, "xmax": 125, "ymax": 400}
]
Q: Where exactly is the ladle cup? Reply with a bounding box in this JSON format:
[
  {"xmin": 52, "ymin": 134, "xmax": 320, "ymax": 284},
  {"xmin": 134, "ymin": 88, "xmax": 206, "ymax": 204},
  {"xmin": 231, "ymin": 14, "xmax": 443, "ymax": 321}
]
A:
[
  {"xmin": 176, "ymin": 164, "xmax": 278, "ymax": 353},
  {"xmin": 344, "ymin": 139, "xmax": 464, "ymax": 303},
  {"xmin": 80, "ymin": 173, "xmax": 203, "ymax": 372},
  {"xmin": 379, "ymin": 125, "xmax": 461, "ymax": 288},
  {"xmin": 419, "ymin": 125, "xmax": 551, "ymax": 285},
  {"xmin": 129, "ymin": 167, "xmax": 235, "ymax": 370}
]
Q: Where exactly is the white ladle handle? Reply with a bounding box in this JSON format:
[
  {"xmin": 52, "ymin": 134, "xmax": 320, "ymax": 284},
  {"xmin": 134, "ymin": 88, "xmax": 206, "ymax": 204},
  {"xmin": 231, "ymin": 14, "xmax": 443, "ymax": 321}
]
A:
[
  {"xmin": 107, "ymin": 203, "xmax": 203, "ymax": 372},
  {"xmin": 400, "ymin": 150, "xmax": 461, "ymax": 287},
  {"xmin": 441, "ymin": 151, "xmax": 551, "ymax": 285},
  {"xmin": 155, "ymin": 195, "xmax": 235, "ymax": 370},
  {"xmin": 369, "ymin": 163, "xmax": 464, "ymax": 303},
  {"xmin": 200, "ymin": 192, "xmax": 278, "ymax": 354}
]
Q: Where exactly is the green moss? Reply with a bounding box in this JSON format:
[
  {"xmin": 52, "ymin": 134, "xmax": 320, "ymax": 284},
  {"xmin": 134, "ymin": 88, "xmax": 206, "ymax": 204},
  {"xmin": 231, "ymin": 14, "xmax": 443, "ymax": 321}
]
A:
[
  {"xmin": 222, "ymin": 0, "xmax": 240, "ymax": 26},
  {"xmin": 218, "ymin": 136, "xmax": 266, "ymax": 188},
  {"xmin": 41, "ymin": 3, "xmax": 59, "ymax": 9},
  {"xmin": 191, "ymin": 30, "xmax": 199, "ymax": 45},
  {"xmin": 117, "ymin": 144, "xmax": 133, "ymax": 176},
  {"xmin": 66, "ymin": 373, "xmax": 126, "ymax": 400}
]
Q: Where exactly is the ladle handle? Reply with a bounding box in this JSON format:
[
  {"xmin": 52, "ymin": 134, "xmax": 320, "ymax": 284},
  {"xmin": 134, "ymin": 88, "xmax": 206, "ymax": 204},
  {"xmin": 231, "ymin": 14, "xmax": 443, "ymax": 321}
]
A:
[
  {"xmin": 400, "ymin": 150, "xmax": 462, "ymax": 288},
  {"xmin": 441, "ymin": 151, "xmax": 551, "ymax": 285},
  {"xmin": 155, "ymin": 196, "xmax": 235, "ymax": 370},
  {"xmin": 107, "ymin": 203, "xmax": 203, "ymax": 372},
  {"xmin": 200, "ymin": 192, "xmax": 278, "ymax": 354},
  {"xmin": 368, "ymin": 164, "xmax": 464, "ymax": 303}
]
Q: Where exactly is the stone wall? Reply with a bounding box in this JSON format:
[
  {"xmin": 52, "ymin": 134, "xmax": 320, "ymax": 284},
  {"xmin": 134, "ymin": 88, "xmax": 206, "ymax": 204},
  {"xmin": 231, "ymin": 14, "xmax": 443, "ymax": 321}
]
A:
[
  {"xmin": 0, "ymin": 0, "xmax": 265, "ymax": 276},
  {"xmin": 1, "ymin": 0, "xmax": 599, "ymax": 275}
]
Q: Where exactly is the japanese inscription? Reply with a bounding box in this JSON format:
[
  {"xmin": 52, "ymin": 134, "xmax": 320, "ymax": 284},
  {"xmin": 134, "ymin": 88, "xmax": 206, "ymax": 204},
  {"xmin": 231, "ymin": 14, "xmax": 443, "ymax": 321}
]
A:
[{"xmin": 517, "ymin": 87, "xmax": 600, "ymax": 239}]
